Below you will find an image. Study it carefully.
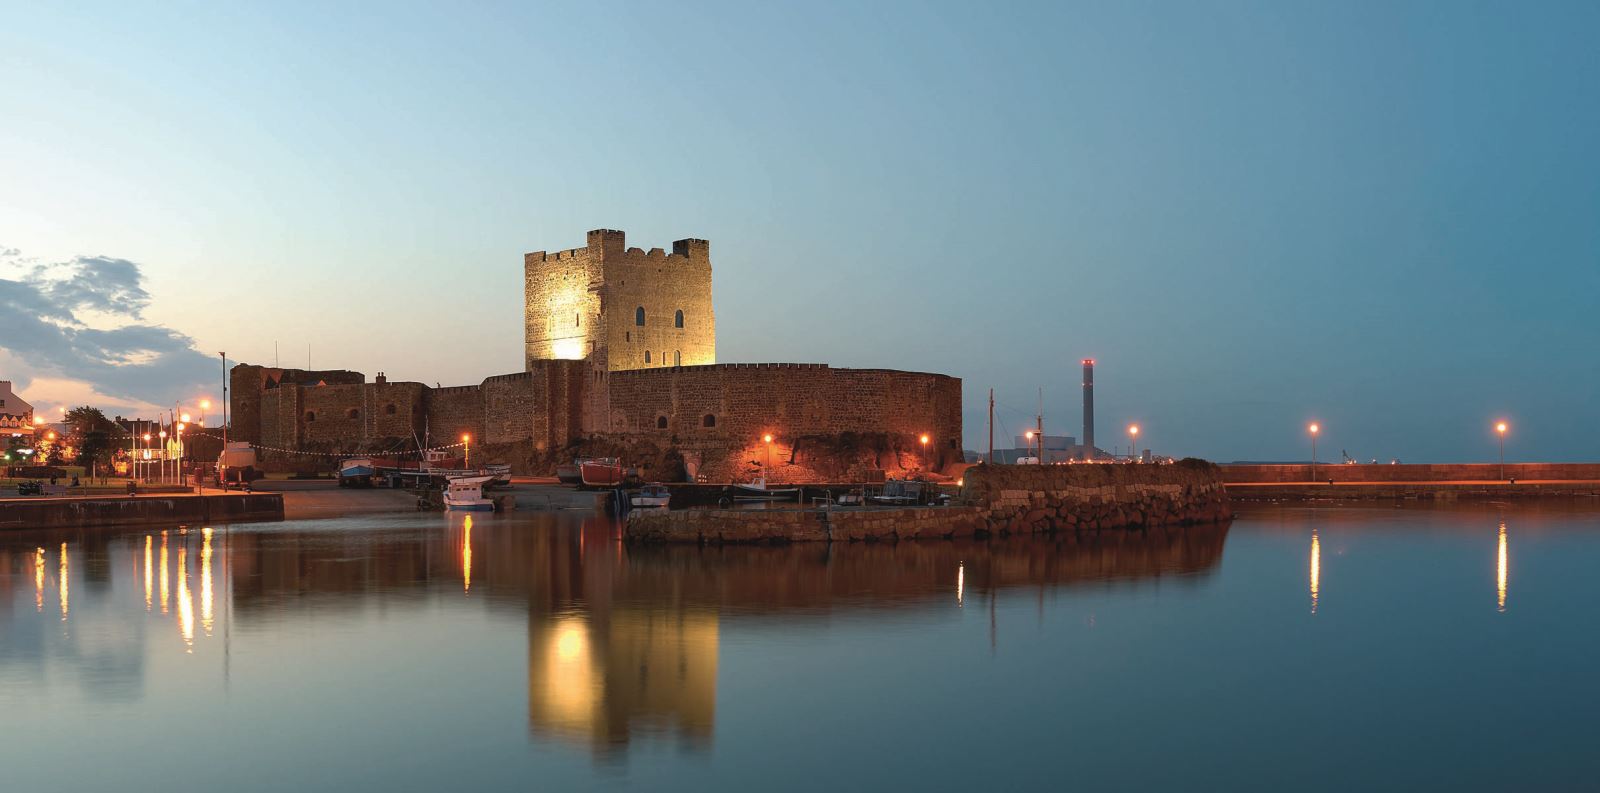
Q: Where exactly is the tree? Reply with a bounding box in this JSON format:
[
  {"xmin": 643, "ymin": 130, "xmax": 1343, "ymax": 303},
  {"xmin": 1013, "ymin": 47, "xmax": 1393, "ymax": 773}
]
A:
[{"xmin": 64, "ymin": 406, "xmax": 119, "ymax": 471}]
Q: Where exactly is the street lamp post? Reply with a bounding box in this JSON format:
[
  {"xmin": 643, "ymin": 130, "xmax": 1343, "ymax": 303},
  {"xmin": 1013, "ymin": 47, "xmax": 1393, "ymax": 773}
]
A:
[
  {"xmin": 462, "ymin": 434, "xmax": 471, "ymax": 469},
  {"xmin": 1308, "ymin": 423, "xmax": 1320, "ymax": 483},
  {"xmin": 1496, "ymin": 421, "xmax": 1508, "ymax": 481},
  {"xmin": 1128, "ymin": 424, "xmax": 1140, "ymax": 462},
  {"xmin": 762, "ymin": 433, "xmax": 774, "ymax": 471},
  {"xmin": 919, "ymin": 433, "xmax": 930, "ymax": 470}
]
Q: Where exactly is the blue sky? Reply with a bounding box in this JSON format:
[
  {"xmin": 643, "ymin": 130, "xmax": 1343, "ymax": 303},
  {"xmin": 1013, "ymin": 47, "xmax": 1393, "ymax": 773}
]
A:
[{"xmin": 2, "ymin": 0, "xmax": 1596, "ymax": 461}]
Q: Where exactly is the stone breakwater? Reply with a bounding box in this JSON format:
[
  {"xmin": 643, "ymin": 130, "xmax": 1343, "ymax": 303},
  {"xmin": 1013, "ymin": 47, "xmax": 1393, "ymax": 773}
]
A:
[{"xmin": 626, "ymin": 461, "xmax": 1232, "ymax": 544}]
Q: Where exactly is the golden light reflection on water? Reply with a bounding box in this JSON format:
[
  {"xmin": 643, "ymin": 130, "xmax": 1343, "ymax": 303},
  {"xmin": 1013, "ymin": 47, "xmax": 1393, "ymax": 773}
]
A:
[
  {"xmin": 144, "ymin": 535, "xmax": 153, "ymax": 611},
  {"xmin": 34, "ymin": 546, "xmax": 45, "ymax": 612},
  {"xmin": 956, "ymin": 562, "xmax": 965, "ymax": 607},
  {"xmin": 538, "ymin": 615, "xmax": 597, "ymax": 735},
  {"xmin": 1309, "ymin": 531, "xmax": 1320, "ymax": 614},
  {"xmin": 159, "ymin": 531, "xmax": 170, "ymax": 614},
  {"xmin": 59, "ymin": 542, "xmax": 69, "ymax": 620},
  {"xmin": 1497, "ymin": 522, "xmax": 1508, "ymax": 613},
  {"xmin": 462, "ymin": 515, "xmax": 473, "ymax": 594},
  {"xmin": 201, "ymin": 528, "xmax": 215, "ymax": 635},
  {"xmin": 177, "ymin": 543, "xmax": 194, "ymax": 650}
]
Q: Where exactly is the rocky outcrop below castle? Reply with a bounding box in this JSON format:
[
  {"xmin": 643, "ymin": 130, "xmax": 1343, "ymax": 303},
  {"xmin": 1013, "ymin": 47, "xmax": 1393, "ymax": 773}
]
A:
[{"xmin": 626, "ymin": 460, "xmax": 1232, "ymax": 544}]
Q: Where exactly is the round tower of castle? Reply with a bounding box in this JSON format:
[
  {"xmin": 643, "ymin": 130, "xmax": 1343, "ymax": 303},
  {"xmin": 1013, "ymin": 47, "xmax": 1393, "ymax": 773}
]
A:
[{"xmin": 524, "ymin": 229, "xmax": 716, "ymax": 372}]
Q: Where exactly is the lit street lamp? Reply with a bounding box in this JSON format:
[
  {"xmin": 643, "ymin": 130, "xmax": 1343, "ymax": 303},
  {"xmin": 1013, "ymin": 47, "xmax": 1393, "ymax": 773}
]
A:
[
  {"xmin": 762, "ymin": 433, "xmax": 774, "ymax": 470},
  {"xmin": 1128, "ymin": 424, "xmax": 1140, "ymax": 462},
  {"xmin": 462, "ymin": 433, "xmax": 471, "ymax": 468},
  {"xmin": 1308, "ymin": 423, "xmax": 1320, "ymax": 482},
  {"xmin": 919, "ymin": 433, "xmax": 930, "ymax": 468},
  {"xmin": 1025, "ymin": 430, "xmax": 1035, "ymax": 464},
  {"xmin": 1496, "ymin": 421, "xmax": 1509, "ymax": 481}
]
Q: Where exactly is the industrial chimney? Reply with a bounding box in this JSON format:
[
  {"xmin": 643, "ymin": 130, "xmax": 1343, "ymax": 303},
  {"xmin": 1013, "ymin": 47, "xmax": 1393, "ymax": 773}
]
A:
[{"xmin": 1081, "ymin": 359, "xmax": 1095, "ymax": 461}]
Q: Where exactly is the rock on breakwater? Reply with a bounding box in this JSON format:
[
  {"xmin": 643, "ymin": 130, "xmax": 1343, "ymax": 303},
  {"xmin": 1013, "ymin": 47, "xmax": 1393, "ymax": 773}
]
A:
[{"xmin": 962, "ymin": 459, "xmax": 1232, "ymax": 534}]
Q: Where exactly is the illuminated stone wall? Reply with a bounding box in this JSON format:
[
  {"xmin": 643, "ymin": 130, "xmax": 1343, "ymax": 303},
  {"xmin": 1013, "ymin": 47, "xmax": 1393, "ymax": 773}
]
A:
[
  {"xmin": 594, "ymin": 363, "xmax": 964, "ymax": 482},
  {"xmin": 524, "ymin": 229, "xmax": 715, "ymax": 372}
]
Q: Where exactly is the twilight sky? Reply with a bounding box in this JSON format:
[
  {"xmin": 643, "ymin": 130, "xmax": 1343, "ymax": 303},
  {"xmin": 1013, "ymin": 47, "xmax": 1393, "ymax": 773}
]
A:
[{"xmin": 2, "ymin": 1, "xmax": 1597, "ymax": 462}]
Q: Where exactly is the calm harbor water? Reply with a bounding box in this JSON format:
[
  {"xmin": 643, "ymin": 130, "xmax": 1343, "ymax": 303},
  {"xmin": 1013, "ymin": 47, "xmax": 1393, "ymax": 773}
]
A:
[{"xmin": 3, "ymin": 502, "xmax": 1599, "ymax": 791}]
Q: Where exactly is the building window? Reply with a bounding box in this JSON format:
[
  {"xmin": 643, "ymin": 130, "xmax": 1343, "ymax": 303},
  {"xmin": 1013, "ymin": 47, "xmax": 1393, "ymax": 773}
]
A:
[
  {"xmin": 644, "ymin": 351, "xmax": 651, "ymax": 364},
  {"xmin": 635, "ymin": 306, "xmax": 645, "ymax": 326},
  {"xmin": 674, "ymin": 350, "xmax": 681, "ymax": 366},
  {"xmin": 385, "ymin": 403, "xmax": 397, "ymax": 415},
  {"xmin": 703, "ymin": 414, "xmax": 716, "ymax": 428},
  {"xmin": 305, "ymin": 411, "xmax": 317, "ymax": 423},
  {"xmin": 347, "ymin": 409, "xmax": 360, "ymax": 419},
  {"xmin": 675, "ymin": 309, "xmax": 684, "ymax": 328},
  {"xmin": 656, "ymin": 416, "xmax": 668, "ymax": 429}
]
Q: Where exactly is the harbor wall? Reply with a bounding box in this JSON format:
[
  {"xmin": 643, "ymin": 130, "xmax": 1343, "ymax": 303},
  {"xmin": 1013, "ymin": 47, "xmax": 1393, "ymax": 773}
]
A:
[
  {"xmin": 1223, "ymin": 463, "xmax": 1600, "ymax": 483},
  {"xmin": 0, "ymin": 493, "xmax": 284, "ymax": 530},
  {"xmin": 626, "ymin": 461, "xmax": 1231, "ymax": 544}
]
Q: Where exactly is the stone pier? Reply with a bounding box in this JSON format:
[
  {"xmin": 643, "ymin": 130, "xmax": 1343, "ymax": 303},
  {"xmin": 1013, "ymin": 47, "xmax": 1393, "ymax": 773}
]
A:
[{"xmin": 625, "ymin": 460, "xmax": 1232, "ymax": 544}]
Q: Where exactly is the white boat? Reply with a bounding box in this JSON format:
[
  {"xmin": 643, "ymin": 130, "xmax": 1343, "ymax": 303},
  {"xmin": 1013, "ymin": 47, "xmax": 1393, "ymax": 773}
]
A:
[
  {"xmin": 732, "ymin": 477, "xmax": 799, "ymax": 501},
  {"xmin": 630, "ymin": 483, "xmax": 671, "ymax": 508},
  {"xmin": 339, "ymin": 457, "xmax": 375, "ymax": 487},
  {"xmin": 444, "ymin": 475, "xmax": 497, "ymax": 511}
]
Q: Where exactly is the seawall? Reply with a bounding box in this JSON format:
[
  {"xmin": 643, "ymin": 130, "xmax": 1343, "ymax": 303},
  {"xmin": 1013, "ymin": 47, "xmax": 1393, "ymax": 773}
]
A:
[
  {"xmin": 626, "ymin": 461, "xmax": 1232, "ymax": 544},
  {"xmin": 0, "ymin": 494, "xmax": 285, "ymax": 530},
  {"xmin": 1223, "ymin": 462, "xmax": 1600, "ymax": 483}
]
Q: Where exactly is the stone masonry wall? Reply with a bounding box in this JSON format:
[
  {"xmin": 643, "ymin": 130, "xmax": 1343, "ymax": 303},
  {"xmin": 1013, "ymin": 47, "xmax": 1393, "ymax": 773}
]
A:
[
  {"xmin": 598, "ymin": 363, "xmax": 963, "ymax": 481},
  {"xmin": 524, "ymin": 229, "xmax": 715, "ymax": 373},
  {"xmin": 627, "ymin": 461, "xmax": 1231, "ymax": 544}
]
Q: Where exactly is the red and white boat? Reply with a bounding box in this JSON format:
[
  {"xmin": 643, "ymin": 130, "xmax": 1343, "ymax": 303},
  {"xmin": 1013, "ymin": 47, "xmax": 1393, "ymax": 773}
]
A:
[{"xmin": 579, "ymin": 458, "xmax": 624, "ymax": 488}]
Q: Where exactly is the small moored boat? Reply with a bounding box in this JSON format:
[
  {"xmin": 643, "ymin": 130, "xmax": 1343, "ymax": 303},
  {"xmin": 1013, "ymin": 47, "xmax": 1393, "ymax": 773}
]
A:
[
  {"xmin": 630, "ymin": 483, "xmax": 671, "ymax": 509},
  {"xmin": 580, "ymin": 458, "xmax": 624, "ymax": 488},
  {"xmin": 556, "ymin": 461, "xmax": 583, "ymax": 485},
  {"xmin": 732, "ymin": 477, "xmax": 799, "ymax": 502},
  {"xmin": 444, "ymin": 475, "xmax": 497, "ymax": 511},
  {"xmin": 339, "ymin": 458, "xmax": 375, "ymax": 487}
]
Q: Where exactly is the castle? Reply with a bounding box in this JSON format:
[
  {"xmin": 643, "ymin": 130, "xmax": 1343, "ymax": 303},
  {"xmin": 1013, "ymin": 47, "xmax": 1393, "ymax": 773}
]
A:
[{"xmin": 232, "ymin": 230, "xmax": 961, "ymax": 482}]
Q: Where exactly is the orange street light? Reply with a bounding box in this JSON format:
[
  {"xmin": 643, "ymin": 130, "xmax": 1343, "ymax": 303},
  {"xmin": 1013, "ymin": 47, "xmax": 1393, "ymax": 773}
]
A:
[
  {"xmin": 762, "ymin": 434, "xmax": 773, "ymax": 444},
  {"xmin": 143, "ymin": 433, "xmax": 152, "ymax": 442},
  {"xmin": 1129, "ymin": 424, "xmax": 1140, "ymax": 462},
  {"xmin": 462, "ymin": 433, "xmax": 471, "ymax": 468},
  {"xmin": 180, "ymin": 413, "xmax": 191, "ymax": 423},
  {"xmin": 1495, "ymin": 421, "xmax": 1509, "ymax": 480},
  {"xmin": 1308, "ymin": 422, "xmax": 1320, "ymax": 482},
  {"xmin": 199, "ymin": 399, "xmax": 211, "ymax": 409},
  {"xmin": 919, "ymin": 433, "xmax": 930, "ymax": 465}
]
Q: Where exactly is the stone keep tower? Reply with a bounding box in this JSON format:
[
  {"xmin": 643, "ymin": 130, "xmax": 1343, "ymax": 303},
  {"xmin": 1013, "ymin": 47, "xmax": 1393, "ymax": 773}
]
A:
[{"xmin": 524, "ymin": 229, "xmax": 716, "ymax": 372}]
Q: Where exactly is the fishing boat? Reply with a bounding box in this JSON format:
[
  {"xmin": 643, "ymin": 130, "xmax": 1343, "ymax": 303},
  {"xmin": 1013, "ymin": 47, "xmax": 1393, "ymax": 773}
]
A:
[
  {"xmin": 443, "ymin": 475, "xmax": 497, "ymax": 511},
  {"xmin": 629, "ymin": 483, "xmax": 671, "ymax": 508},
  {"xmin": 579, "ymin": 458, "xmax": 624, "ymax": 488},
  {"xmin": 338, "ymin": 457, "xmax": 375, "ymax": 487},
  {"xmin": 555, "ymin": 461, "xmax": 583, "ymax": 485},
  {"xmin": 485, "ymin": 463, "xmax": 512, "ymax": 486},
  {"xmin": 732, "ymin": 477, "xmax": 800, "ymax": 501}
]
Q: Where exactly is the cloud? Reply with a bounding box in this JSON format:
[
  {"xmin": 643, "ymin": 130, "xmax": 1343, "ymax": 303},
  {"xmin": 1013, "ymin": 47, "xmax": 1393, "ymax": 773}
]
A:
[{"xmin": 0, "ymin": 246, "xmax": 214, "ymax": 408}]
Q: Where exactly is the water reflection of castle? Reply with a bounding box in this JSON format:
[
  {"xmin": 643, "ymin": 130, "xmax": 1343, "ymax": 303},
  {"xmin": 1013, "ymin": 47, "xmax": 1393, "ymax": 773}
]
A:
[{"xmin": 0, "ymin": 514, "xmax": 1232, "ymax": 757}]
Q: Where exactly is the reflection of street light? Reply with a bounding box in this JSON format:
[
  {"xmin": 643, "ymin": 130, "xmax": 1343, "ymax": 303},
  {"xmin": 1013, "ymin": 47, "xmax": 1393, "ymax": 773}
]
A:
[
  {"xmin": 1496, "ymin": 421, "xmax": 1509, "ymax": 480},
  {"xmin": 1308, "ymin": 423, "xmax": 1320, "ymax": 482}
]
